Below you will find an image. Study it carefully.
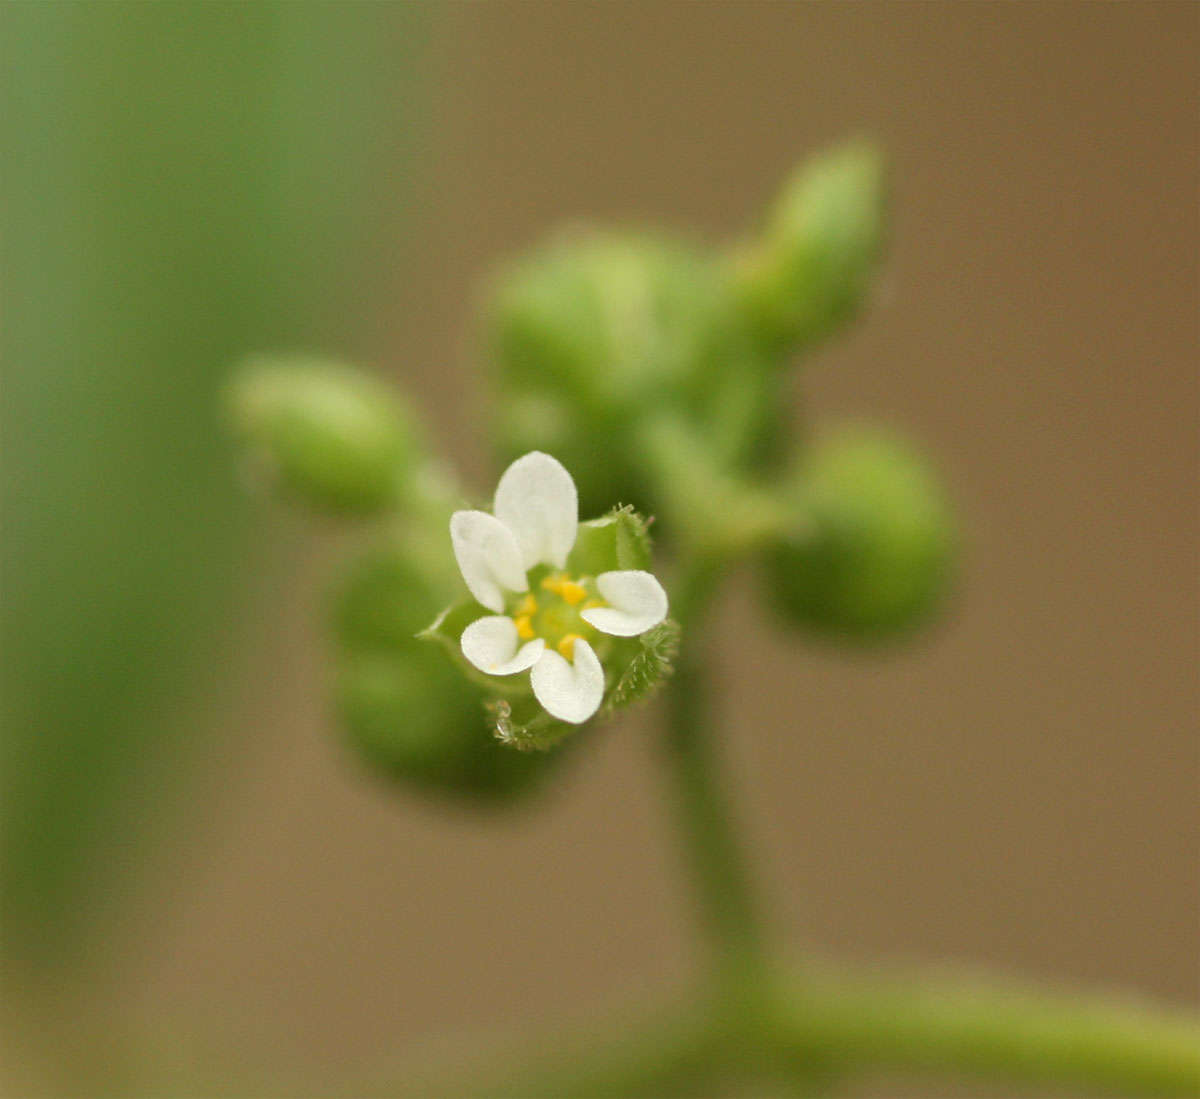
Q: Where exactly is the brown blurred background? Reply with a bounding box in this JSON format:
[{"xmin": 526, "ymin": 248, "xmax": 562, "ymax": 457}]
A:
[{"xmin": 6, "ymin": 3, "xmax": 1197, "ymax": 1095}]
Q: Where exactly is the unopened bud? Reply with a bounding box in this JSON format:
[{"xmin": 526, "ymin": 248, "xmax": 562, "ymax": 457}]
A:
[
  {"xmin": 766, "ymin": 425, "xmax": 956, "ymax": 641},
  {"xmin": 228, "ymin": 355, "xmax": 422, "ymax": 515},
  {"xmin": 487, "ymin": 230, "xmax": 735, "ymax": 515},
  {"xmin": 332, "ymin": 538, "xmax": 456, "ymax": 654},
  {"xmin": 335, "ymin": 647, "xmax": 562, "ymax": 803},
  {"xmin": 736, "ymin": 139, "xmax": 887, "ymax": 353}
]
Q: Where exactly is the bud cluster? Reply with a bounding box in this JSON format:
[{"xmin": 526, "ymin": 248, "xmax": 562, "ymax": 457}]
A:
[{"xmin": 227, "ymin": 138, "xmax": 957, "ymax": 805}]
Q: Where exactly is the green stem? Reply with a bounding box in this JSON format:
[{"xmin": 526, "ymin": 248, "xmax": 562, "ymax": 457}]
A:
[
  {"xmin": 772, "ymin": 963, "xmax": 1200, "ymax": 1097},
  {"xmin": 640, "ymin": 415, "xmax": 793, "ymax": 560},
  {"xmin": 379, "ymin": 537, "xmax": 1200, "ymax": 1099},
  {"xmin": 392, "ymin": 966, "xmax": 1200, "ymax": 1098},
  {"xmin": 660, "ymin": 562, "xmax": 769, "ymax": 989}
]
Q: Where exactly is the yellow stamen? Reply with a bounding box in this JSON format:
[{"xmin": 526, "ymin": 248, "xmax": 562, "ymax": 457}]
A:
[
  {"xmin": 515, "ymin": 593, "xmax": 538, "ymax": 617},
  {"xmin": 540, "ymin": 573, "xmax": 565, "ymax": 595},
  {"xmin": 513, "ymin": 615, "xmax": 535, "ymax": 641},
  {"xmin": 557, "ymin": 633, "xmax": 582, "ymax": 659},
  {"xmin": 558, "ymin": 580, "xmax": 588, "ymax": 606}
]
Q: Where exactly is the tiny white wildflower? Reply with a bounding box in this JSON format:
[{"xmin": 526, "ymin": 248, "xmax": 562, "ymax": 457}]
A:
[{"xmin": 450, "ymin": 452, "xmax": 668, "ymax": 724}]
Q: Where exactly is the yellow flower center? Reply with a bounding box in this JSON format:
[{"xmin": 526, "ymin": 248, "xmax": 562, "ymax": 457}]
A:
[
  {"xmin": 508, "ymin": 573, "xmax": 606, "ymax": 659},
  {"xmin": 556, "ymin": 632, "xmax": 583, "ymax": 659}
]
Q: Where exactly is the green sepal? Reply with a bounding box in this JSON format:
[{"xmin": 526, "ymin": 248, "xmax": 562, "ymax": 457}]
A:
[
  {"xmin": 487, "ymin": 695, "xmax": 576, "ymax": 753},
  {"xmin": 568, "ymin": 505, "xmax": 653, "ymax": 576},
  {"xmin": 602, "ymin": 619, "xmax": 680, "ymax": 714},
  {"xmin": 418, "ymin": 600, "xmax": 533, "ymax": 699}
]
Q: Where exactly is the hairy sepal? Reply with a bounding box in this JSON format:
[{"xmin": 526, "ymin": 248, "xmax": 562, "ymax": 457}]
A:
[
  {"xmin": 602, "ymin": 619, "xmax": 680, "ymax": 714},
  {"xmin": 568, "ymin": 505, "xmax": 653, "ymax": 576}
]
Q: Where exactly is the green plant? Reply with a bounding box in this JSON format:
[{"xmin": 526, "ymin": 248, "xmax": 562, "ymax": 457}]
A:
[{"xmin": 229, "ymin": 140, "xmax": 1199, "ymax": 1097}]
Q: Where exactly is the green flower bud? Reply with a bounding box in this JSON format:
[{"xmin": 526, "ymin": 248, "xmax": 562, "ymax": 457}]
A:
[
  {"xmin": 486, "ymin": 230, "xmax": 747, "ymax": 515},
  {"xmin": 332, "ymin": 537, "xmax": 457, "ymax": 654},
  {"xmin": 335, "ymin": 646, "xmax": 564, "ymax": 803},
  {"xmin": 332, "ymin": 537, "xmax": 568, "ymax": 802},
  {"xmin": 490, "ymin": 230, "xmax": 723, "ymax": 409},
  {"xmin": 228, "ymin": 355, "xmax": 422, "ymax": 515},
  {"xmin": 766, "ymin": 425, "xmax": 956, "ymax": 641},
  {"xmin": 735, "ymin": 139, "xmax": 887, "ymax": 353}
]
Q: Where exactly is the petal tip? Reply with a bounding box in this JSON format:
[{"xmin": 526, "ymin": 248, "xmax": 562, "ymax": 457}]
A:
[
  {"xmin": 584, "ymin": 571, "xmax": 669, "ymax": 637},
  {"xmin": 529, "ymin": 641, "xmax": 603, "ymax": 724}
]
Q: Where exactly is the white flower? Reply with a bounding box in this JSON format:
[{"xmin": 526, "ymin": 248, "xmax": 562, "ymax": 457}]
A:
[{"xmin": 450, "ymin": 452, "xmax": 668, "ymax": 724}]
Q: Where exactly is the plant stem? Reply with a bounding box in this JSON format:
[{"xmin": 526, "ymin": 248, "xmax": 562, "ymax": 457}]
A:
[
  {"xmin": 381, "ymin": 565, "xmax": 1200, "ymax": 1098},
  {"xmin": 660, "ymin": 561, "xmax": 769, "ymax": 989},
  {"xmin": 383, "ymin": 964, "xmax": 1200, "ymax": 1098},
  {"xmin": 771, "ymin": 963, "xmax": 1200, "ymax": 1097},
  {"xmin": 650, "ymin": 560, "xmax": 1200, "ymax": 1099}
]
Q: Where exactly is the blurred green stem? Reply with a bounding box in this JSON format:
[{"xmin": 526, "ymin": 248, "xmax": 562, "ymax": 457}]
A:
[
  {"xmin": 774, "ymin": 964, "xmax": 1200, "ymax": 1097},
  {"xmin": 395, "ymin": 962, "xmax": 1200, "ymax": 1098},
  {"xmin": 556, "ymin": 549, "xmax": 1200, "ymax": 1097},
  {"xmin": 641, "ymin": 415, "xmax": 794, "ymax": 559},
  {"xmin": 661, "ymin": 560, "xmax": 770, "ymax": 991},
  {"xmin": 361, "ymin": 488, "xmax": 1200, "ymax": 1099}
]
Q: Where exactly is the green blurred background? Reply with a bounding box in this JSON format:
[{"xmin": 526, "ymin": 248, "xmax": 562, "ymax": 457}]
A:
[{"xmin": 3, "ymin": 3, "xmax": 1196, "ymax": 1096}]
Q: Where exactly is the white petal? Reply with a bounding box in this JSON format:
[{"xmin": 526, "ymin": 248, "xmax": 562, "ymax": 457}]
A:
[
  {"xmin": 493, "ymin": 451, "xmax": 578, "ymax": 570},
  {"xmin": 529, "ymin": 639, "xmax": 604, "ymax": 724},
  {"xmin": 450, "ymin": 510, "xmax": 528, "ymax": 612},
  {"xmin": 461, "ymin": 616, "xmax": 545, "ymax": 676},
  {"xmin": 581, "ymin": 570, "xmax": 669, "ymax": 637}
]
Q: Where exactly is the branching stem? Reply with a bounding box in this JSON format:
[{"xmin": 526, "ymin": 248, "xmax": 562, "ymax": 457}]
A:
[{"xmin": 383, "ymin": 559, "xmax": 1200, "ymax": 1098}]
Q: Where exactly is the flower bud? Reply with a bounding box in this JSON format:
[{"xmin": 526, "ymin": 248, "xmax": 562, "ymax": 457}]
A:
[
  {"xmin": 228, "ymin": 355, "xmax": 422, "ymax": 515},
  {"xmin": 766, "ymin": 425, "xmax": 956, "ymax": 641},
  {"xmin": 332, "ymin": 540, "xmax": 568, "ymax": 801},
  {"xmin": 335, "ymin": 647, "xmax": 562, "ymax": 803},
  {"xmin": 489, "ymin": 230, "xmax": 723, "ymax": 408},
  {"xmin": 332, "ymin": 538, "xmax": 457, "ymax": 654},
  {"xmin": 486, "ymin": 230, "xmax": 739, "ymax": 515},
  {"xmin": 735, "ymin": 139, "xmax": 887, "ymax": 353}
]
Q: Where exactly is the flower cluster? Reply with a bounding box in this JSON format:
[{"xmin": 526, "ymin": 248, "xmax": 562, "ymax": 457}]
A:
[{"xmin": 449, "ymin": 452, "xmax": 668, "ymax": 724}]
